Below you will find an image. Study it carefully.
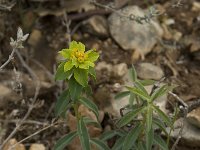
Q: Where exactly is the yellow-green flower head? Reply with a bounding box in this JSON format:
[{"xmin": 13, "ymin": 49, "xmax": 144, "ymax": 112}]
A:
[{"xmin": 59, "ymin": 41, "xmax": 99, "ymax": 72}]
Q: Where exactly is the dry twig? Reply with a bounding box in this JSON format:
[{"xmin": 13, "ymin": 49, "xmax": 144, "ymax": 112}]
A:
[
  {"xmin": 0, "ymin": 48, "xmax": 16, "ymax": 71},
  {"xmin": 0, "ymin": 1, "xmax": 16, "ymax": 11},
  {"xmin": 9, "ymin": 120, "xmax": 63, "ymax": 150},
  {"xmin": 0, "ymin": 28, "xmax": 41, "ymax": 149},
  {"xmin": 169, "ymin": 92, "xmax": 188, "ymax": 150}
]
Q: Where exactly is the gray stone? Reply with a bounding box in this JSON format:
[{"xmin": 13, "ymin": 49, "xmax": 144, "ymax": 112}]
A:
[
  {"xmin": 136, "ymin": 63, "xmax": 164, "ymax": 80},
  {"xmin": 187, "ymin": 107, "xmax": 200, "ymax": 128},
  {"xmin": 85, "ymin": 15, "xmax": 109, "ymax": 37},
  {"xmin": 29, "ymin": 144, "xmax": 45, "ymax": 150},
  {"xmin": 169, "ymin": 118, "xmax": 200, "ymax": 147},
  {"xmin": 112, "ymin": 63, "xmax": 128, "ymax": 78},
  {"xmin": 108, "ymin": 5, "xmax": 163, "ymax": 56}
]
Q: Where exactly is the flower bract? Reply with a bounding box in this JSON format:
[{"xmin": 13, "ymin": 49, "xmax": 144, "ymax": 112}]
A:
[{"xmin": 59, "ymin": 41, "xmax": 99, "ymax": 72}]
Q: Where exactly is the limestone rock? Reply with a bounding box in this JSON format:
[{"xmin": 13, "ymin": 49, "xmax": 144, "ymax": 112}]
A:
[
  {"xmin": 95, "ymin": 62, "xmax": 128, "ymax": 84},
  {"xmin": 95, "ymin": 61, "xmax": 113, "ymax": 84},
  {"xmin": 187, "ymin": 107, "xmax": 200, "ymax": 128},
  {"xmin": 108, "ymin": 5, "xmax": 163, "ymax": 56},
  {"xmin": 28, "ymin": 29, "xmax": 42, "ymax": 47},
  {"xmin": 29, "ymin": 144, "xmax": 45, "ymax": 150},
  {"xmin": 3, "ymin": 139, "xmax": 25, "ymax": 150},
  {"xmin": 112, "ymin": 63, "xmax": 128, "ymax": 78},
  {"xmin": 192, "ymin": 2, "xmax": 200, "ymax": 11},
  {"xmin": 169, "ymin": 118, "xmax": 200, "ymax": 147},
  {"xmin": 135, "ymin": 63, "xmax": 164, "ymax": 80},
  {"xmin": 85, "ymin": 15, "xmax": 109, "ymax": 37}
]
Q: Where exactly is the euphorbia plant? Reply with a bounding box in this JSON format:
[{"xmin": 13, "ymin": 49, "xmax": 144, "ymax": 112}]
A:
[
  {"xmin": 54, "ymin": 41, "xmax": 177, "ymax": 150},
  {"xmin": 54, "ymin": 41, "xmax": 110, "ymax": 150}
]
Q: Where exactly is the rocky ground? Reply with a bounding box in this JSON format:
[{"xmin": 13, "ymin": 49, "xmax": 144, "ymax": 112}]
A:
[{"xmin": 0, "ymin": 0, "xmax": 200, "ymax": 149}]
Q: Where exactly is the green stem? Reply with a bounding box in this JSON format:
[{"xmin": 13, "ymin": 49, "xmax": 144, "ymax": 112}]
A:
[{"xmin": 73, "ymin": 103, "xmax": 80, "ymax": 120}]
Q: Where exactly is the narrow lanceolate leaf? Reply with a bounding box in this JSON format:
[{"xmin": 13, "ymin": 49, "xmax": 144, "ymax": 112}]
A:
[
  {"xmin": 100, "ymin": 130, "xmax": 125, "ymax": 141},
  {"xmin": 150, "ymin": 85, "xmax": 168, "ymax": 102},
  {"xmin": 152, "ymin": 105, "xmax": 173, "ymax": 128},
  {"xmin": 55, "ymin": 90, "xmax": 70, "ymax": 117},
  {"xmin": 74, "ymin": 68, "xmax": 88, "ymax": 87},
  {"xmin": 129, "ymin": 65, "xmax": 137, "ymax": 82},
  {"xmin": 83, "ymin": 117, "xmax": 101, "ymax": 128},
  {"xmin": 111, "ymin": 136, "xmax": 126, "ymax": 150},
  {"xmin": 116, "ymin": 106, "xmax": 144, "ymax": 127},
  {"xmin": 139, "ymin": 79, "xmax": 156, "ymax": 86},
  {"xmin": 126, "ymin": 86, "xmax": 150, "ymax": 102},
  {"xmin": 90, "ymin": 138, "xmax": 110, "ymax": 150},
  {"xmin": 134, "ymin": 80, "xmax": 149, "ymax": 96},
  {"xmin": 146, "ymin": 127, "xmax": 154, "ymax": 150},
  {"xmin": 78, "ymin": 117, "xmax": 91, "ymax": 150},
  {"xmin": 146, "ymin": 106, "xmax": 153, "ymax": 132},
  {"xmin": 137, "ymin": 141, "xmax": 146, "ymax": 150},
  {"xmin": 68, "ymin": 77, "xmax": 82, "ymax": 101},
  {"xmin": 153, "ymin": 118, "xmax": 168, "ymax": 137},
  {"xmin": 115, "ymin": 91, "xmax": 130, "ymax": 100},
  {"xmin": 55, "ymin": 62, "xmax": 72, "ymax": 80},
  {"xmin": 129, "ymin": 93, "xmax": 135, "ymax": 106},
  {"xmin": 154, "ymin": 134, "xmax": 168, "ymax": 150},
  {"xmin": 79, "ymin": 97, "xmax": 99, "ymax": 120},
  {"xmin": 122, "ymin": 123, "xmax": 143, "ymax": 150},
  {"xmin": 54, "ymin": 131, "xmax": 77, "ymax": 150}
]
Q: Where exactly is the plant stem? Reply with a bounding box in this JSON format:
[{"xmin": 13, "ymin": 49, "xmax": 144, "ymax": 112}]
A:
[{"xmin": 73, "ymin": 103, "xmax": 80, "ymax": 120}]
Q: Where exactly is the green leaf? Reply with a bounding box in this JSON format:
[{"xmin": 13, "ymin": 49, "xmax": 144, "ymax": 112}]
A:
[
  {"xmin": 64, "ymin": 61, "xmax": 74, "ymax": 72},
  {"xmin": 90, "ymin": 138, "xmax": 110, "ymax": 150},
  {"xmin": 79, "ymin": 61, "xmax": 94, "ymax": 69},
  {"xmin": 137, "ymin": 141, "xmax": 146, "ymax": 150},
  {"xmin": 79, "ymin": 97, "xmax": 99, "ymax": 120},
  {"xmin": 54, "ymin": 131, "xmax": 77, "ymax": 150},
  {"xmin": 146, "ymin": 127, "xmax": 154, "ymax": 150},
  {"xmin": 116, "ymin": 106, "xmax": 144, "ymax": 127},
  {"xmin": 111, "ymin": 136, "xmax": 126, "ymax": 150},
  {"xmin": 139, "ymin": 79, "xmax": 156, "ymax": 86},
  {"xmin": 78, "ymin": 117, "xmax": 91, "ymax": 150},
  {"xmin": 153, "ymin": 118, "xmax": 168, "ymax": 137},
  {"xmin": 83, "ymin": 117, "xmax": 101, "ymax": 128},
  {"xmin": 88, "ymin": 51, "xmax": 99, "ymax": 62},
  {"xmin": 129, "ymin": 65, "xmax": 137, "ymax": 82},
  {"xmin": 89, "ymin": 67, "xmax": 96, "ymax": 80},
  {"xmin": 122, "ymin": 123, "xmax": 143, "ymax": 150},
  {"xmin": 115, "ymin": 91, "xmax": 130, "ymax": 100},
  {"xmin": 146, "ymin": 106, "xmax": 153, "ymax": 132},
  {"xmin": 55, "ymin": 62, "xmax": 72, "ymax": 80},
  {"xmin": 77, "ymin": 41, "xmax": 85, "ymax": 52},
  {"xmin": 84, "ymin": 85, "xmax": 93, "ymax": 96},
  {"xmin": 100, "ymin": 130, "xmax": 125, "ymax": 141},
  {"xmin": 154, "ymin": 134, "xmax": 168, "ymax": 150},
  {"xmin": 126, "ymin": 86, "xmax": 150, "ymax": 102},
  {"xmin": 74, "ymin": 68, "xmax": 88, "ymax": 87},
  {"xmin": 129, "ymin": 93, "xmax": 135, "ymax": 106},
  {"xmin": 152, "ymin": 105, "xmax": 173, "ymax": 128},
  {"xmin": 68, "ymin": 77, "xmax": 83, "ymax": 101},
  {"xmin": 55, "ymin": 90, "xmax": 70, "ymax": 117},
  {"xmin": 150, "ymin": 85, "xmax": 168, "ymax": 102},
  {"xmin": 134, "ymin": 81, "xmax": 149, "ymax": 96},
  {"xmin": 58, "ymin": 48, "xmax": 71, "ymax": 58}
]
